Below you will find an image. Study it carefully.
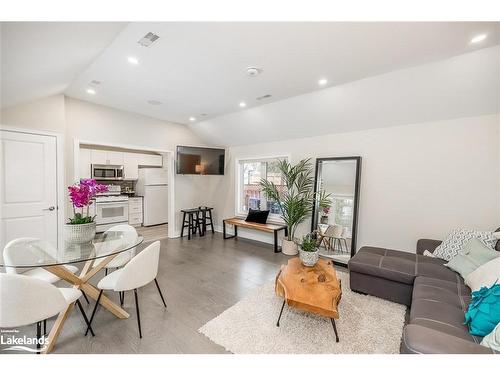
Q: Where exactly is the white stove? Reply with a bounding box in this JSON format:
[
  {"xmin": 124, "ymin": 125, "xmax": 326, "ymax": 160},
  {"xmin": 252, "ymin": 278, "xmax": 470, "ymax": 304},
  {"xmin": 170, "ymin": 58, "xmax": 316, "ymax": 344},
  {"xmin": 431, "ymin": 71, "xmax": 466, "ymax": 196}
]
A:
[
  {"xmin": 95, "ymin": 195, "xmax": 129, "ymax": 203},
  {"xmin": 93, "ymin": 185, "xmax": 130, "ymax": 232}
]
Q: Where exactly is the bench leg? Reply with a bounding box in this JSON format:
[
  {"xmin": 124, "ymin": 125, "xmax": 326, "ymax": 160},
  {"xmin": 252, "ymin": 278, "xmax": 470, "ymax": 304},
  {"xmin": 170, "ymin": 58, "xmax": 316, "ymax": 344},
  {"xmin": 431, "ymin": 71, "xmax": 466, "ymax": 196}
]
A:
[
  {"xmin": 223, "ymin": 221, "xmax": 237, "ymax": 240},
  {"xmin": 274, "ymin": 230, "xmax": 279, "ymax": 253}
]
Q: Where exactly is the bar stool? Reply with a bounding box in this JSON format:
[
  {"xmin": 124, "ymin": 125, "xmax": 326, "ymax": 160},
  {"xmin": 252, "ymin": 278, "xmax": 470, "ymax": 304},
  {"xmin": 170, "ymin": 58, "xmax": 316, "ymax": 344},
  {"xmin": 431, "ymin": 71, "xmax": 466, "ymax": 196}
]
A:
[
  {"xmin": 198, "ymin": 206, "xmax": 214, "ymax": 236},
  {"xmin": 180, "ymin": 208, "xmax": 202, "ymax": 240}
]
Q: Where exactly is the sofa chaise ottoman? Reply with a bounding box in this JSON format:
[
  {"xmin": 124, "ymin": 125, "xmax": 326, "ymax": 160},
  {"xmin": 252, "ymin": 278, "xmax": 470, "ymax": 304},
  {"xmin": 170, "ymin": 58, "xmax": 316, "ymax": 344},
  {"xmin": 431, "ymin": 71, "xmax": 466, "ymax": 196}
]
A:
[{"xmin": 348, "ymin": 232, "xmax": 499, "ymax": 354}]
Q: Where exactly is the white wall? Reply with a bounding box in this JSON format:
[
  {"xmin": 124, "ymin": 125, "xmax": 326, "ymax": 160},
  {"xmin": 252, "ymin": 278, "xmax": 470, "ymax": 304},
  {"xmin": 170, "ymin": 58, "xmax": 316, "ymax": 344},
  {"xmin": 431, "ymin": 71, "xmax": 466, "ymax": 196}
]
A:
[
  {"xmin": 212, "ymin": 114, "xmax": 500, "ymax": 252},
  {"xmin": 0, "ymin": 95, "xmax": 215, "ymax": 236}
]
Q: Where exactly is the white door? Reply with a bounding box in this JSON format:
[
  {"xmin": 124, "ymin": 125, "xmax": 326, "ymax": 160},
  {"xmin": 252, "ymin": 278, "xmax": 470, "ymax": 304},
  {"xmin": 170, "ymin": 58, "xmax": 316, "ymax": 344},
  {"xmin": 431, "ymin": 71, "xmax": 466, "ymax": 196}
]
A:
[
  {"xmin": 123, "ymin": 152, "xmax": 139, "ymax": 180},
  {"xmin": 79, "ymin": 148, "xmax": 91, "ymax": 179},
  {"xmin": 0, "ymin": 130, "xmax": 59, "ymax": 249}
]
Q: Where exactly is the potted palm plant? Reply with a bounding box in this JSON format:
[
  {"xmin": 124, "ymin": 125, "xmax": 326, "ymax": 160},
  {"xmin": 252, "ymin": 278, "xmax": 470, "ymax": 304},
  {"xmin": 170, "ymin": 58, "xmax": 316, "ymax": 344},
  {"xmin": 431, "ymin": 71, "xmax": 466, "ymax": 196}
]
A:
[
  {"xmin": 65, "ymin": 179, "xmax": 108, "ymax": 244},
  {"xmin": 260, "ymin": 158, "xmax": 330, "ymax": 255}
]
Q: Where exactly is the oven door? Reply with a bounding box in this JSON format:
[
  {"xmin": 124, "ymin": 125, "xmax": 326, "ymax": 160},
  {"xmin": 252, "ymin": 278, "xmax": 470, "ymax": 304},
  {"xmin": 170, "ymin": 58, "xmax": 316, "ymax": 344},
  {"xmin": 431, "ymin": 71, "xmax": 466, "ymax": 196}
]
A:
[{"xmin": 95, "ymin": 201, "xmax": 129, "ymax": 225}]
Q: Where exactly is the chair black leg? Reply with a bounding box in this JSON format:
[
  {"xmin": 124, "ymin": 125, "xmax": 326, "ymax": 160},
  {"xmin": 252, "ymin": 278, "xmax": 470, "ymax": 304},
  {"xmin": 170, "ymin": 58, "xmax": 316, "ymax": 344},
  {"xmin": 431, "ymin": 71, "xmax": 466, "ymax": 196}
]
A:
[
  {"xmin": 76, "ymin": 299, "xmax": 95, "ymax": 337},
  {"xmin": 104, "ymin": 268, "xmax": 108, "ymax": 276},
  {"xmin": 43, "ymin": 319, "xmax": 47, "ymax": 336},
  {"xmin": 85, "ymin": 289, "xmax": 103, "ymax": 336},
  {"xmin": 36, "ymin": 321, "xmax": 41, "ymax": 354},
  {"xmin": 119, "ymin": 291, "xmax": 124, "ymax": 306},
  {"xmin": 134, "ymin": 289, "xmax": 142, "ymax": 339},
  {"xmin": 81, "ymin": 290, "xmax": 90, "ymax": 304},
  {"xmin": 154, "ymin": 278, "xmax": 167, "ymax": 308}
]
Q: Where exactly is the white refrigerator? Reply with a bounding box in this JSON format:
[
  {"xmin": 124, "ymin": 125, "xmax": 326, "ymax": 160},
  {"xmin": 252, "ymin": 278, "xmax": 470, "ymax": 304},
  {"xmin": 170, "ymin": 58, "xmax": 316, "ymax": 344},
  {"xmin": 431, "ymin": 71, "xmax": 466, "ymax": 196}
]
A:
[{"xmin": 136, "ymin": 168, "xmax": 168, "ymax": 226}]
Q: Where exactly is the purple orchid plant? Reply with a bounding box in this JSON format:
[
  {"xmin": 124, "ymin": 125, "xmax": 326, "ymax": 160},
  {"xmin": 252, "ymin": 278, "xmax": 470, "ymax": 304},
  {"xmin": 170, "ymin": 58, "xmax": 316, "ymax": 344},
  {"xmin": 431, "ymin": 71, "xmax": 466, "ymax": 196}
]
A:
[{"xmin": 67, "ymin": 179, "xmax": 108, "ymax": 224}]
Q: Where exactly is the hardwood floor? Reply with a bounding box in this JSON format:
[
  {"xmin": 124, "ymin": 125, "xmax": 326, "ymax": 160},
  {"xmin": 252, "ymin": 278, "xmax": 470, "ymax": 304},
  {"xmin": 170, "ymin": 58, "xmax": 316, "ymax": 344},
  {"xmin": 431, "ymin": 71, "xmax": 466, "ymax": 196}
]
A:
[{"xmin": 15, "ymin": 233, "xmax": 294, "ymax": 354}]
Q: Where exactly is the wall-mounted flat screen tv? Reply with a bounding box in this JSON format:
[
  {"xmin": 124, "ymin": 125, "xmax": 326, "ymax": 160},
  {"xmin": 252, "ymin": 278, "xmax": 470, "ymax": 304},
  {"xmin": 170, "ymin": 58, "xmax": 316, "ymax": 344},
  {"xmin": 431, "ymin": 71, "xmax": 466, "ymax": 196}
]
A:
[{"xmin": 176, "ymin": 146, "xmax": 225, "ymax": 175}]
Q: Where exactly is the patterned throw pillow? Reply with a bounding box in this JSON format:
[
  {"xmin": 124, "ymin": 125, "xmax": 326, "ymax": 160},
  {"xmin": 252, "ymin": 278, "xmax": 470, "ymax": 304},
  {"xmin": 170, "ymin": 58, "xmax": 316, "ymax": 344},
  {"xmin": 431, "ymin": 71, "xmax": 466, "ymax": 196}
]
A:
[{"xmin": 433, "ymin": 229, "xmax": 497, "ymax": 261}]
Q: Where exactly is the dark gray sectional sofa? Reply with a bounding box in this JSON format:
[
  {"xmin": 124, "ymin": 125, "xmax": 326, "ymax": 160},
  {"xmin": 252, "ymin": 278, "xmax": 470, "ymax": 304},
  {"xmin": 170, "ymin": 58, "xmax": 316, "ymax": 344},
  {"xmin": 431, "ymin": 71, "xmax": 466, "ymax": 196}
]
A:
[{"xmin": 348, "ymin": 236, "xmax": 499, "ymax": 354}]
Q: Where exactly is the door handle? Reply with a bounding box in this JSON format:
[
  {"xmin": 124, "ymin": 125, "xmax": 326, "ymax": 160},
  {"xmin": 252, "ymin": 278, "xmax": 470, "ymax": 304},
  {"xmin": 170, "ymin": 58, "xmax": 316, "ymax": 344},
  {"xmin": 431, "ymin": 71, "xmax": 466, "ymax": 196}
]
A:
[{"xmin": 43, "ymin": 206, "xmax": 55, "ymax": 211}]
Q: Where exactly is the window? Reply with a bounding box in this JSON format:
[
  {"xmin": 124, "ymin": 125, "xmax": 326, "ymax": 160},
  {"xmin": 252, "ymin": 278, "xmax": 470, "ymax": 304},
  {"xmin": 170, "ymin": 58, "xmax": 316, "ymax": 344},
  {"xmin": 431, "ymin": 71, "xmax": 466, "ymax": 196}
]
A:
[
  {"xmin": 331, "ymin": 196, "xmax": 354, "ymax": 230},
  {"xmin": 236, "ymin": 157, "xmax": 288, "ymax": 219}
]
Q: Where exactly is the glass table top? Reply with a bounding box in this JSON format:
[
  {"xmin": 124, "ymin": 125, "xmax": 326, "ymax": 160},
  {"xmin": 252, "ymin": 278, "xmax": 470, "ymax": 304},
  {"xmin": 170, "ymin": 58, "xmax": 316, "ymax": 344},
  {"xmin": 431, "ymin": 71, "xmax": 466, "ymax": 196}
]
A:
[{"xmin": 0, "ymin": 231, "xmax": 144, "ymax": 268}]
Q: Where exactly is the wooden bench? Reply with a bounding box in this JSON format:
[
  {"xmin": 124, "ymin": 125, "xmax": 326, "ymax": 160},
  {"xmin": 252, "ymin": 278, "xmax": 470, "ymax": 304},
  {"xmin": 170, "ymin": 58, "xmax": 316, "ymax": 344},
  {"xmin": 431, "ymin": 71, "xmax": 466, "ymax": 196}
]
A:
[{"xmin": 223, "ymin": 217, "xmax": 288, "ymax": 253}]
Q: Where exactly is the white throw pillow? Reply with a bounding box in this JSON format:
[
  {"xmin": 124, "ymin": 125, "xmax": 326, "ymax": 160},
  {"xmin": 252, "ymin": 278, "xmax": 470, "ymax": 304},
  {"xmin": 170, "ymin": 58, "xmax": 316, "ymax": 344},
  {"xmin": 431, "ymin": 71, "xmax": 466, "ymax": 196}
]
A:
[
  {"xmin": 433, "ymin": 229, "xmax": 496, "ymax": 261},
  {"xmin": 481, "ymin": 322, "xmax": 500, "ymax": 351},
  {"xmin": 423, "ymin": 250, "xmax": 435, "ymax": 258},
  {"xmin": 465, "ymin": 257, "xmax": 500, "ymax": 292}
]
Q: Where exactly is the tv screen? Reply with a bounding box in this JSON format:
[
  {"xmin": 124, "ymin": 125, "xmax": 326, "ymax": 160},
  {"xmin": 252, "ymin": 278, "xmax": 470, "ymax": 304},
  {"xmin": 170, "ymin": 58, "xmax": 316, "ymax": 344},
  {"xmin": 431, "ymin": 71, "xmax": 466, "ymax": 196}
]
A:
[{"xmin": 176, "ymin": 146, "xmax": 225, "ymax": 175}]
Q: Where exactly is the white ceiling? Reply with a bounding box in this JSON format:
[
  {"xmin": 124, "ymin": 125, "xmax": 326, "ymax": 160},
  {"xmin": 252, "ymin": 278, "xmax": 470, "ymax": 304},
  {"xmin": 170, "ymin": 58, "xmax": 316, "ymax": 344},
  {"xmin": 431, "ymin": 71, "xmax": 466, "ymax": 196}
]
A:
[
  {"xmin": 2, "ymin": 22, "xmax": 499, "ymax": 125},
  {"xmin": 1, "ymin": 22, "xmax": 126, "ymax": 108}
]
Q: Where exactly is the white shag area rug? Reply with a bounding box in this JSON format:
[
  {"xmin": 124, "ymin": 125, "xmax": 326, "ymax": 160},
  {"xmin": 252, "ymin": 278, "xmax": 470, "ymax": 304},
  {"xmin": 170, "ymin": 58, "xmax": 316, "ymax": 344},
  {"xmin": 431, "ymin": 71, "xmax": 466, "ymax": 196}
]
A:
[{"xmin": 199, "ymin": 271, "xmax": 406, "ymax": 354}]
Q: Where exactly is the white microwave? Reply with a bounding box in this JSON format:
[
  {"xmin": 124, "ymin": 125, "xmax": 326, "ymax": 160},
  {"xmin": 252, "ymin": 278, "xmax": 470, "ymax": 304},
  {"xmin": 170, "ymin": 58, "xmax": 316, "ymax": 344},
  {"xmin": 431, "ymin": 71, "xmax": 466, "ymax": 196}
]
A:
[{"xmin": 91, "ymin": 164, "xmax": 124, "ymax": 180}]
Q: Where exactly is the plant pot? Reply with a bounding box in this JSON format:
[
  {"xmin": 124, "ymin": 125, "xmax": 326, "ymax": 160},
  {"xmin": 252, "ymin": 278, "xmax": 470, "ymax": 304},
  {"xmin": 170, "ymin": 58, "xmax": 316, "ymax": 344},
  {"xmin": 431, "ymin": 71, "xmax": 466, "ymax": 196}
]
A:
[
  {"xmin": 64, "ymin": 222, "xmax": 96, "ymax": 244},
  {"xmin": 299, "ymin": 248, "xmax": 319, "ymax": 267},
  {"xmin": 282, "ymin": 238, "xmax": 298, "ymax": 256},
  {"xmin": 320, "ymin": 216, "xmax": 329, "ymax": 224}
]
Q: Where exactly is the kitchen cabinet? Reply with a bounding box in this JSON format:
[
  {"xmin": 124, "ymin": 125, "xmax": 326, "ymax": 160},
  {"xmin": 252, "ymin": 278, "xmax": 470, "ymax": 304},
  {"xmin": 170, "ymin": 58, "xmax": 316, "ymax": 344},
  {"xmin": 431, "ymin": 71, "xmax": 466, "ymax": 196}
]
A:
[
  {"xmin": 139, "ymin": 153, "xmax": 163, "ymax": 167},
  {"xmin": 79, "ymin": 148, "xmax": 91, "ymax": 179},
  {"xmin": 128, "ymin": 197, "xmax": 143, "ymax": 226},
  {"xmin": 91, "ymin": 149, "xmax": 124, "ymax": 165},
  {"xmin": 124, "ymin": 153, "xmax": 139, "ymax": 180}
]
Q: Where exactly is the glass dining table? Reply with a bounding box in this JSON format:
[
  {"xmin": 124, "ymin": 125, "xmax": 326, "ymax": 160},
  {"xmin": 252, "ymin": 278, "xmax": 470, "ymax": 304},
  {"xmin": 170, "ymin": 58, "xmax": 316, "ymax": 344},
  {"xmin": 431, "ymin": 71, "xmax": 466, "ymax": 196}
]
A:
[{"xmin": 0, "ymin": 230, "xmax": 143, "ymax": 353}]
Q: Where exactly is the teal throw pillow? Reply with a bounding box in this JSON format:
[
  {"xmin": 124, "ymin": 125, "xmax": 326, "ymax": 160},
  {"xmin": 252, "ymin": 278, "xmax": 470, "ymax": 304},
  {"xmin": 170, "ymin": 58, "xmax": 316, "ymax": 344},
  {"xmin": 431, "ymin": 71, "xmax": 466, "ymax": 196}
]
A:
[
  {"xmin": 445, "ymin": 238, "xmax": 500, "ymax": 278},
  {"xmin": 464, "ymin": 283, "xmax": 500, "ymax": 337}
]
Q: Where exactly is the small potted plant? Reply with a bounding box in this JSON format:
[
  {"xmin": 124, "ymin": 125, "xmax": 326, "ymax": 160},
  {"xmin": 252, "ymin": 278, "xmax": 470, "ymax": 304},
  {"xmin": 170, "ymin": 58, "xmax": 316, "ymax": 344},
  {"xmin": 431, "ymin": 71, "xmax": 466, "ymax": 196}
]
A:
[
  {"xmin": 65, "ymin": 179, "xmax": 108, "ymax": 244},
  {"xmin": 299, "ymin": 231, "xmax": 320, "ymax": 267}
]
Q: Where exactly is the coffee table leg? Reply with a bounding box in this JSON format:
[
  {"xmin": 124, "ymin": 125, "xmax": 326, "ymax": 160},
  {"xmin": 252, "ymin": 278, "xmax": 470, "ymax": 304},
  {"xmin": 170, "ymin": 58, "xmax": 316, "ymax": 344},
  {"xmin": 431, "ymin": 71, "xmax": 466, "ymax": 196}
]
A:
[
  {"xmin": 276, "ymin": 300, "xmax": 286, "ymax": 327},
  {"xmin": 330, "ymin": 318, "xmax": 340, "ymax": 342}
]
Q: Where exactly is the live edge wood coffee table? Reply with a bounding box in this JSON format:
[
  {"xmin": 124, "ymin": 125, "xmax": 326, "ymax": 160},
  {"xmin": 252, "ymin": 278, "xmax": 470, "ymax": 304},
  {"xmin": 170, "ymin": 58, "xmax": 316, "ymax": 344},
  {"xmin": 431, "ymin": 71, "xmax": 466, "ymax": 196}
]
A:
[{"xmin": 275, "ymin": 257, "xmax": 342, "ymax": 342}]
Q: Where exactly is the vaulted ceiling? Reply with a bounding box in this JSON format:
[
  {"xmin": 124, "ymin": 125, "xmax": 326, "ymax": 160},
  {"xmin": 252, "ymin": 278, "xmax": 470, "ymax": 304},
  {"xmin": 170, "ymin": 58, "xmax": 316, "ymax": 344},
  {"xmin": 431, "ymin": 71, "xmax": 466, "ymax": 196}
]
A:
[{"xmin": 2, "ymin": 22, "xmax": 499, "ymax": 127}]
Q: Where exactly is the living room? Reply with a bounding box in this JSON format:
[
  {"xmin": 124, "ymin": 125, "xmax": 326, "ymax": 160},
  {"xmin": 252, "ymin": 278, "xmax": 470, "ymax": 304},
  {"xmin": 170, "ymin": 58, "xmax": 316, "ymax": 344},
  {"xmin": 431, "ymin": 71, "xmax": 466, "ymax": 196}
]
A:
[{"xmin": 1, "ymin": 2, "xmax": 499, "ymax": 374}]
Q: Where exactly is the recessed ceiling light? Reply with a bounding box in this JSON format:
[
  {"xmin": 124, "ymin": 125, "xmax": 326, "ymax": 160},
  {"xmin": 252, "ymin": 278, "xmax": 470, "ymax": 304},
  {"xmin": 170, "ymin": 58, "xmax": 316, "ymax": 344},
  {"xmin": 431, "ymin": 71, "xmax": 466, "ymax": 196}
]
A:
[
  {"xmin": 127, "ymin": 56, "xmax": 139, "ymax": 65},
  {"xmin": 318, "ymin": 78, "xmax": 328, "ymax": 86},
  {"xmin": 470, "ymin": 34, "xmax": 487, "ymax": 44},
  {"xmin": 189, "ymin": 117, "xmax": 196, "ymax": 122},
  {"xmin": 246, "ymin": 67, "xmax": 263, "ymax": 77},
  {"xmin": 239, "ymin": 102, "xmax": 247, "ymax": 108},
  {"xmin": 86, "ymin": 88, "xmax": 96, "ymax": 95}
]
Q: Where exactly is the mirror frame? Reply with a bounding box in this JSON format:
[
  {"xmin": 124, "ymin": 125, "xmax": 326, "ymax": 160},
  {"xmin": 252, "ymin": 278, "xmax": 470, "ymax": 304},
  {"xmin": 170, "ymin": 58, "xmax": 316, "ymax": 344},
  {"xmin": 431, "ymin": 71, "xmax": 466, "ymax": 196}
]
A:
[{"xmin": 311, "ymin": 156, "xmax": 362, "ymax": 267}]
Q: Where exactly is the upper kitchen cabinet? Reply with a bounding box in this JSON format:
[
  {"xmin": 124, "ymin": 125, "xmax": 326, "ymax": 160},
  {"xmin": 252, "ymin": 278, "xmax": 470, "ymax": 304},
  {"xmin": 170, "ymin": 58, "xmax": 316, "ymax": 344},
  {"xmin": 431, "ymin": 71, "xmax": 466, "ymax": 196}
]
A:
[
  {"xmin": 91, "ymin": 149, "xmax": 124, "ymax": 165},
  {"xmin": 124, "ymin": 153, "xmax": 139, "ymax": 180},
  {"xmin": 79, "ymin": 148, "xmax": 91, "ymax": 179},
  {"xmin": 139, "ymin": 153, "xmax": 163, "ymax": 167}
]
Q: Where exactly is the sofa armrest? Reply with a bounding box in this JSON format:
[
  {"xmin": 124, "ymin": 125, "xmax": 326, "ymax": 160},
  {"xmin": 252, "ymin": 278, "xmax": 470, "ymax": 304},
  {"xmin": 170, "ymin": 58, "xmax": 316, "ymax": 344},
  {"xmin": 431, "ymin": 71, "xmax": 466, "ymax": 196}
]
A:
[
  {"xmin": 402, "ymin": 324, "xmax": 497, "ymax": 354},
  {"xmin": 416, "ymin": 239, "xmax": 442, "ymax": 255}
]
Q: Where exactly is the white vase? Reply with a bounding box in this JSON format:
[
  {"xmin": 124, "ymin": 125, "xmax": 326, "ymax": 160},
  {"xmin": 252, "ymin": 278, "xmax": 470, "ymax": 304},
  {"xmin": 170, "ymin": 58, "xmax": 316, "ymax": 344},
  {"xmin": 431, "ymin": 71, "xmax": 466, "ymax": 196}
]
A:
[
  {"xmin": 299, "ymin": 248, "xmax": 319, "ymax": 267},
  {"xmin": 64, "ymin": 222, "xmax": 96, "ymax": 244},
  {"xmin": 282, "ymin": 238, "xmax": 298, "ymax": 256}
]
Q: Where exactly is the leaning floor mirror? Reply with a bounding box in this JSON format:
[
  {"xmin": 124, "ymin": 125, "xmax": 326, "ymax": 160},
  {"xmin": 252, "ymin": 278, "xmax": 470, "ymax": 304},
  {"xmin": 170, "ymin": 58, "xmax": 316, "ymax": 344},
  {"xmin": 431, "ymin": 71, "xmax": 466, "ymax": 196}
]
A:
[{"xmin": 311, "ymin": 157, "xmax": 362, "ymax": 266}]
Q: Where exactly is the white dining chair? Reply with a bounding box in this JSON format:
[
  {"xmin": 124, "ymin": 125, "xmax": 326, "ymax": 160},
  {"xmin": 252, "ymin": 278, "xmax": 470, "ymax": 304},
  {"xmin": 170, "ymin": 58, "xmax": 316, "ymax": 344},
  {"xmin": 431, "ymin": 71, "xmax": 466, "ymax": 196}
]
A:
[
  {"xmin": 3, "ymin": 238, "xmax": 88, "ymax": 332},
  {"xmin": 94, "ymin": 224, "xmax": 138, "ymax": 272},
  {"xmin": 86, "ymin": 241, "xmax": 166, "ymax": 338},
  {"xmin": 0, "ymin": 273, "xmax": 94, "ymax": 353},
  {"xmin": 3, "ymin": 238, "xmax": 79, "ymax": 284}
]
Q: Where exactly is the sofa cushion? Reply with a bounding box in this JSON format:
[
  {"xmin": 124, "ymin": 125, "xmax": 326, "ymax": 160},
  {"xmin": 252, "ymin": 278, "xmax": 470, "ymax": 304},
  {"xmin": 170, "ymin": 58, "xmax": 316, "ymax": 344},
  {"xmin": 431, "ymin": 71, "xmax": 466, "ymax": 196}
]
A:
[
  {"xmin": 349, "ymin": 246, "xmax": 461, "ymax": 286},
  {"xmin": 410, "ymin": 298, "xmax": 474, "ymax": 342},
  {"xmin": 402, "ymin": 324, "xmax": 495, "ymax": 354},
  {"xmin": 348, "ymin": 247, "xmax": 416, "ymax": 284}
]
